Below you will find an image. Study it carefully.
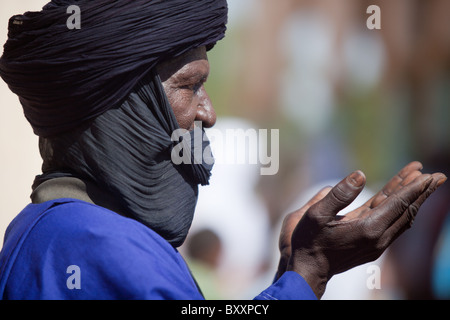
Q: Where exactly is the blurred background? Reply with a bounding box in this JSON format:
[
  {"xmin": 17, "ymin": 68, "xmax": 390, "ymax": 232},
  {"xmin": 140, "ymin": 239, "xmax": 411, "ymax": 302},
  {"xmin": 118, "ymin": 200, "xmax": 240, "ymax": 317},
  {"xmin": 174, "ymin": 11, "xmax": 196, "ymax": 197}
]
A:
[{"xmin": 1, "ymin": 0, "xmax": 449, "ymax": 300}]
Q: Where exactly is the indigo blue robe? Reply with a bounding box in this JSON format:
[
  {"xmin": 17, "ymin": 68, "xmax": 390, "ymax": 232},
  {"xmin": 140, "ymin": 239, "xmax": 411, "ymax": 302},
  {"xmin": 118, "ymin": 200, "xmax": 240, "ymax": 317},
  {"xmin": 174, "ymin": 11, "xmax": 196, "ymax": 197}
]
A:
[{"xmin": 0, "ymin": 199, "xmax": 316, "ymax": 300}]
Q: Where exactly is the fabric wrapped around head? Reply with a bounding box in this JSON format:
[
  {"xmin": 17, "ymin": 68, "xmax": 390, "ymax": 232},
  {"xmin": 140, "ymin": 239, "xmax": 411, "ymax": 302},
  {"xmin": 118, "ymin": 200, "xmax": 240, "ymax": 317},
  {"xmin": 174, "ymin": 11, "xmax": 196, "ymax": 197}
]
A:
[
  {"xmin": 34, "ymin": 70, "xmax": 214, "ymax": 247},
  {"xmin": 0, "ymin": 0, "xmax": 228, "ymax": 137},
  {"xmin": 0, "ymin": 0, "xmax": 228, "ymax": 247}
]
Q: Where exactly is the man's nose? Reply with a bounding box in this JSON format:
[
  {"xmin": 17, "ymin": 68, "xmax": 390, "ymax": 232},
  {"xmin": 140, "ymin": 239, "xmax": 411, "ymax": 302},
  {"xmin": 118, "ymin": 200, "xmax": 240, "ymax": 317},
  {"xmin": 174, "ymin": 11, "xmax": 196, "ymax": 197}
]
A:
[{"xmin": 195, "ymin": 86, "xmax": 216, "ymax": 128}]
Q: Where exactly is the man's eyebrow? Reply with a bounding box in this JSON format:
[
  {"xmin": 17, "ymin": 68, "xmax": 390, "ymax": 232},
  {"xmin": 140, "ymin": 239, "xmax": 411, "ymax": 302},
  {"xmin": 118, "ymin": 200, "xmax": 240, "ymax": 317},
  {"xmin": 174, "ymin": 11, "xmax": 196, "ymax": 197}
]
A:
[{"xmin": 175, "ymin": 65, "xmax": 209, "ymax": 84}]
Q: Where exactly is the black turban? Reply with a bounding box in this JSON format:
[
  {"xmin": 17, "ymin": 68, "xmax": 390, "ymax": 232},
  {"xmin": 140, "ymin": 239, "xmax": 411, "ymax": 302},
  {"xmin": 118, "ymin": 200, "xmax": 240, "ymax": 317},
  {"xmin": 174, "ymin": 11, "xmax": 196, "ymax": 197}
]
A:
[
  {"xmin": 0, "ymin": 0, "xmax": 228, "ymax": 137},
  {"xmin": 0, "ymin": 0, "xmax": 228, "ymax": 247}
]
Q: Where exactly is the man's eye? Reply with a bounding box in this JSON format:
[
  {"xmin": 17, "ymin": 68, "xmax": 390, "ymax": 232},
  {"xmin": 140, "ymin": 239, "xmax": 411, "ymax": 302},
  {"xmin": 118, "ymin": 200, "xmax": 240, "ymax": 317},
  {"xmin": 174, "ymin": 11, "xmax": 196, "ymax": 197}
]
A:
[
  {"xmin": 180, "ymin": 76, "xmax": 206, "ymax": 94},
  {"xmin": 181, "ymin": 82, "xmax": 202, "ymax": 93},
  {"xmin": 192, "ymin": 82, "xmax": 202, "ymax": 93}
]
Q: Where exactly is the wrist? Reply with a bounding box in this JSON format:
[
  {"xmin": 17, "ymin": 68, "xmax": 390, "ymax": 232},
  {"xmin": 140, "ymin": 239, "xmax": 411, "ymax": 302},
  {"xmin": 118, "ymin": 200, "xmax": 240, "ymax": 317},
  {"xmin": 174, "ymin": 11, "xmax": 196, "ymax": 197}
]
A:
[{"xmin": 287, "ymin": 250, "xmax": 329, "ymax": 299}]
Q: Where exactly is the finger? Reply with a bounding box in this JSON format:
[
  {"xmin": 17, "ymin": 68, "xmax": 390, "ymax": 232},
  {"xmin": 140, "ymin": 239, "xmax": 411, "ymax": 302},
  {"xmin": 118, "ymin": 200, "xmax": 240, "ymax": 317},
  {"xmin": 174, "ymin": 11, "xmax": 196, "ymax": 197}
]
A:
[
  {"xmin": 309, "ymin": 170, "xmax": 366, "ymax": 219},
  {"xmin": 399, "ymin": 170, "xmax": 423, "ymax": 188},
  {"xmin": 347, "ymin": 169, "xmax": 424, "ymax": 221},
  {"xmin": 370, "ymin": 169, "xmax": 423, "ymax": 209},
  {"xmin": 380, "ymin": 173, "xmax": 447, "ymax": 246},
  {"xmin": 370, "ymin": 161, "xmax": 422, "ymax": 208},
  {"xmin": 283, "ymin": 187, "xmax": 332, "ymax": 228},
  {"xmin": 302, "ymin": 186, "xmax": 332, "ymax": 211},
  {"xmin": 366, "ymin": 161, "xmax": 423, "ymax": 209},
  {"xmin": 342, "ymin": 163, "xmax": 424, "ymax": 221},
  {"xmin": 367, "ymin": 173, "xmax": 433, "ymax": 232}
]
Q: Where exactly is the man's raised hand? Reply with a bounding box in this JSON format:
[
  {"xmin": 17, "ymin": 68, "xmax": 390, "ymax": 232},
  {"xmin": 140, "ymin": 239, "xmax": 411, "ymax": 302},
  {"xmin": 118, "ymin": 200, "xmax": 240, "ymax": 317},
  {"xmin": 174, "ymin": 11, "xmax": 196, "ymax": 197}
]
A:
[{"xmin": 280, "ymin": 162, "xmax": 446, "ymax": 298}]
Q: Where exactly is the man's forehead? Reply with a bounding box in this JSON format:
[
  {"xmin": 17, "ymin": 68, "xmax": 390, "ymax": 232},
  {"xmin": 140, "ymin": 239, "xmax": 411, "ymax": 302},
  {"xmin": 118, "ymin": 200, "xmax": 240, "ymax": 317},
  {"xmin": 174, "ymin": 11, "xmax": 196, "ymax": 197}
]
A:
[{"xmin": 158, "ymin": 47, "xmax": 209, "ymax": 82}]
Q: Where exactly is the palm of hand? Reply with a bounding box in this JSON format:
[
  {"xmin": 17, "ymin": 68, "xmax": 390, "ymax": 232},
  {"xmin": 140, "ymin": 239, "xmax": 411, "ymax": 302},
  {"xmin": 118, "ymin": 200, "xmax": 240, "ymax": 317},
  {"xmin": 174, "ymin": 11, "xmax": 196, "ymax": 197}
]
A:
[{"xmin": 277, "ymin": 161, "xmax": 446, "ymax": 297}]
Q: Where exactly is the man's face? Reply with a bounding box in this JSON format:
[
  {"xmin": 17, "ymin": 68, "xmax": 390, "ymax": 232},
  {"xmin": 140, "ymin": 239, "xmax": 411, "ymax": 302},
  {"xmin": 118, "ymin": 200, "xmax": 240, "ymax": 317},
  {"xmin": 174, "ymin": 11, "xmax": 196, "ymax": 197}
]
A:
[{"xmin": 157, "ymin": 46, "xmax": 216, "ymax": 130}]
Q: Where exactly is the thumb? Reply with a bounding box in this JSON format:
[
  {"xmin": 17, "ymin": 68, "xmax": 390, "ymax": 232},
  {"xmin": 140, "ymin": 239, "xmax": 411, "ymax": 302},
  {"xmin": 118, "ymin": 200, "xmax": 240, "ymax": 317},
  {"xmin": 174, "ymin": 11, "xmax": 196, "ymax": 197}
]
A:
[{"xmin": 311, "ymin": 170, "xmax": 366, "ymax": 218}]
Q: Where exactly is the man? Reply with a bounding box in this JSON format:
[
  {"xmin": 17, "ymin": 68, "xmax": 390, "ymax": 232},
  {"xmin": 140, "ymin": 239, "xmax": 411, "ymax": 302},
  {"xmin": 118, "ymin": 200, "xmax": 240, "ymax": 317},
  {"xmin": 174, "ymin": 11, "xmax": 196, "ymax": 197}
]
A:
[{"xmin": 0, "ymin": 0, "xmax": 446, "ymax": 300}]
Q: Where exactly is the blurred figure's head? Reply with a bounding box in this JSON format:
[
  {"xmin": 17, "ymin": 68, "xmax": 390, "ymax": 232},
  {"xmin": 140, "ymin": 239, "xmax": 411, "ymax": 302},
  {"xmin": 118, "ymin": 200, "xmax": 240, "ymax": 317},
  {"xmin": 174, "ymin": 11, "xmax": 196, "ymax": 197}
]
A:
[{"xmin": 187, "ymin": 229, "xmax": 223, "ymax": 269}]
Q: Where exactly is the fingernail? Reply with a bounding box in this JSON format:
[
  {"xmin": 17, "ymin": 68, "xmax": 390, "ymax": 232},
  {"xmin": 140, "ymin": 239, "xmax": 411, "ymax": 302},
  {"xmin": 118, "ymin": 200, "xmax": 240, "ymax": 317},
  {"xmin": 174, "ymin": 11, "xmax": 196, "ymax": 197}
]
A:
[
  {"xmin": 348, "ymin": 170, "xmax": 365, "ymax": 187},
  {"xmin": 437, "ymin": 175, "xmax": 447, "ymax": 187}
]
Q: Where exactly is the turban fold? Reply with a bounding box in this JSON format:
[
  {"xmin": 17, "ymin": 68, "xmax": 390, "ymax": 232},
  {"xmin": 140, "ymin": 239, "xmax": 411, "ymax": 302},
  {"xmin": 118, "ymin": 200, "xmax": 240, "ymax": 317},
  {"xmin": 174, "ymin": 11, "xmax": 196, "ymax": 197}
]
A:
[{"xmin": 0, "ymin": 0, "xmax": 228, "ymax": 137}]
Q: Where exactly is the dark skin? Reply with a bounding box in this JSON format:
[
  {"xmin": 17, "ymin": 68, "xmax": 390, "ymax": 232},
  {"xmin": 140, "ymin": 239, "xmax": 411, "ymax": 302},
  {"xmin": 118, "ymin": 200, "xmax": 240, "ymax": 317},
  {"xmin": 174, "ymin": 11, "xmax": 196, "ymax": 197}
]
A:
[
  {"xmin": 278, "ymin": 162, "xmax": 446, "ymax": 298},
  {"xmin": 157, "ymin": 47, "xmax": 448, "ymax": 299},
  {"xmin": 157, "ymin": 47, "xmax": 216, "ymax": 130}
]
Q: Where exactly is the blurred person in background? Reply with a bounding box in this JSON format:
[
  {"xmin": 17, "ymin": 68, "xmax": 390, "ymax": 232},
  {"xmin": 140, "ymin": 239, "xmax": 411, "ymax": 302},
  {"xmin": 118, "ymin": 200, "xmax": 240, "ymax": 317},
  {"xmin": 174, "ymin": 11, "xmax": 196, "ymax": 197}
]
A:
[
  {"xmin": 184, "ymin": 228, "xmax": 226, "ymax": 300},
  {"xmin": 224, "ymin": 0, "xmax": 450, "ymax": 299}
]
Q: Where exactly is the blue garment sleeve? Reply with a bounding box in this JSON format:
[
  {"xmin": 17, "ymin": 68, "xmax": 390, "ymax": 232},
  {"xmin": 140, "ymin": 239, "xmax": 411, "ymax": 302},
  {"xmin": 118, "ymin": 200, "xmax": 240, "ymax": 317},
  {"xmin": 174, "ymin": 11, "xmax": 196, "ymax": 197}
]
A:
[
  {"xmin": 254, "ymin": 272, "xmax": 317, "ymax": 300},
  {"xmin": 0, "ymin": 199, "xmax": 204, "ymax": 300}
]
